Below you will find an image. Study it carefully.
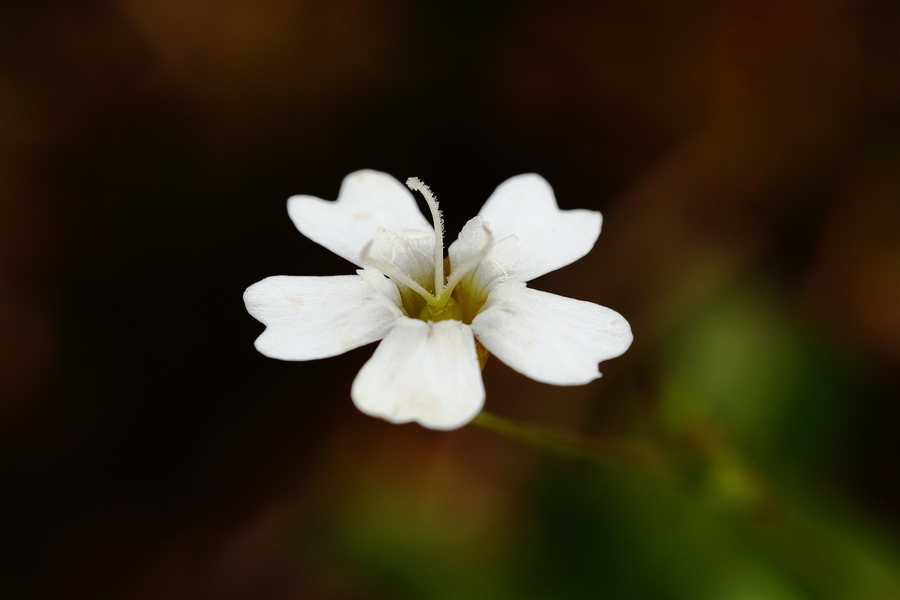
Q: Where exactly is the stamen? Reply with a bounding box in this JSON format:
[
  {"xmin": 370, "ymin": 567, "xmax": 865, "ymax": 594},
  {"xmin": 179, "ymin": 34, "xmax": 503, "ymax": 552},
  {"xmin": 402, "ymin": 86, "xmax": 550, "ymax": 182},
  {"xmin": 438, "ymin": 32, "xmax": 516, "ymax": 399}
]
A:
[
  {"xmin": 436, "ymin": 225, "xmax": 493, "ymax": 304},
  {"xmin": 406, "ymin": 177, "xmax": 444, "ymax": 295},
  {"xmin": 360, "ymin": 241, "xmax": 437, "ymax": 304}
]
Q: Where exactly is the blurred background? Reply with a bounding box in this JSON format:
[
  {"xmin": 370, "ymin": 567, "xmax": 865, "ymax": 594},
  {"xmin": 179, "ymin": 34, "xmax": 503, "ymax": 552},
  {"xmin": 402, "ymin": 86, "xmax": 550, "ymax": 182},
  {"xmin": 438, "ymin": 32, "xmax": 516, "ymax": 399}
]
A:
[{"xmin": 2, "ymin": 0, "xmax": 899, "ymax": 598}]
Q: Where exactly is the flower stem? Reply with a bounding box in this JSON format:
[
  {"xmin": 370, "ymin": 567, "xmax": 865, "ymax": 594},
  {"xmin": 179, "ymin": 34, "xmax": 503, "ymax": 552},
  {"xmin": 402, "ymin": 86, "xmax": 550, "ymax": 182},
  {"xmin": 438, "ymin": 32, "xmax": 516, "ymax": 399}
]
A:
[{"xmin": 469, "ymin": 411, "xmax": 665, "ymax": 470}]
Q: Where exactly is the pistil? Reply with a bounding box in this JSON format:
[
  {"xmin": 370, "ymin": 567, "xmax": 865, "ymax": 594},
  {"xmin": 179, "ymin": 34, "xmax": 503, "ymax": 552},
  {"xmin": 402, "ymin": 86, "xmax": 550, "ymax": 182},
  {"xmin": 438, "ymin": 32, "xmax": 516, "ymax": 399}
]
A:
[{"xmin": 406, "ymin": 177, "xmax": 444, "ymax": 296}]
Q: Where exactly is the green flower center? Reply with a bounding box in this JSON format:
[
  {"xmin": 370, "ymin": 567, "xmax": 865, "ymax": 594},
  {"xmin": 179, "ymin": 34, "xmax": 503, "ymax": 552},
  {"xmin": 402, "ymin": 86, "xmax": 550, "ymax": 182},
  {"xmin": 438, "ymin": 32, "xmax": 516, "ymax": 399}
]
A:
[{"xmin": 418, "ymin": 296, "xmax": 464, "ymax": 323}]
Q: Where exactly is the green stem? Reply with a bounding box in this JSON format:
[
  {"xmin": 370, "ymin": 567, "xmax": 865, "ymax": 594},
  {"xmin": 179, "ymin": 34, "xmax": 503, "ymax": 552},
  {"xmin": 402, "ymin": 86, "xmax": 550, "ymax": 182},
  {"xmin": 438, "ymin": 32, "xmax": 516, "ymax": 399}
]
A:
[{"xmin": 469, "ymin": 411, "xmax": 665, "ymax": 469}]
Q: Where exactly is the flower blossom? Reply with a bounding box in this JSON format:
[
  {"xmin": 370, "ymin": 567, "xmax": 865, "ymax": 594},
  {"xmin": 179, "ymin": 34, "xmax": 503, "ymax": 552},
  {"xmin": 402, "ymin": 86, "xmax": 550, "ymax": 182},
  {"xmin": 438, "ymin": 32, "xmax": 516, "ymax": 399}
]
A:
[{"xmin": 244, "ymin": 170, "xmax": 632, "ymax": 430}]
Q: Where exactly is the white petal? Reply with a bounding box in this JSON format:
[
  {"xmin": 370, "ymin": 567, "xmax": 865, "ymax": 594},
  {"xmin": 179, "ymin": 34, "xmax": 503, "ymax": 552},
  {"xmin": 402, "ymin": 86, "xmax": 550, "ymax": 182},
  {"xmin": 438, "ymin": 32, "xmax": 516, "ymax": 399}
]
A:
[
  {"xmin": 366, "ymin": 227, "xmax": 437, "ymax": 318},
  {"xmin": 448, "ymin": 216, "xmax": 492, "ymax": 267},
  {"xmin": 477, "ymin": 174, "xmax": 602, "ymax": 281},
  {"xmin": 369, "ymin": 227, "xmax": 436, "ymax": 287},
  {"xmin": 244, "ymin": 274, "xmax": 402, "ymax": 360},
  {"xmin": 287, "ymin": 170, "xmax": 433, "ymax": 267},
  {"xmin": 448, "ymin": 216, "xmax": 521, "ymax": 320},
  {"xmin": 356, "ymin": 266, "xmax": 403, "ymax": 308},
  {"xmin": 351, "ymin": 319, "xmax": 485, "ymax": 430},
  {"xmin": 451, "ymin": 216, "xmax": 522, "ymax": 285},
  {"xmin": 471, "ymin": 282, "xmax": 632, "ymax": 385}
]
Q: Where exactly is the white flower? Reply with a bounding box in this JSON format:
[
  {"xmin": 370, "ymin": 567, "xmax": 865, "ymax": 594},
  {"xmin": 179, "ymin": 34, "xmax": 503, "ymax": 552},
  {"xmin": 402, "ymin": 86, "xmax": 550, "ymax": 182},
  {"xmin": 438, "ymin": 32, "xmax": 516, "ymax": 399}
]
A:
[{"xmin": 243, "ymin": 170, "xmax": 632, "ymax": 430}]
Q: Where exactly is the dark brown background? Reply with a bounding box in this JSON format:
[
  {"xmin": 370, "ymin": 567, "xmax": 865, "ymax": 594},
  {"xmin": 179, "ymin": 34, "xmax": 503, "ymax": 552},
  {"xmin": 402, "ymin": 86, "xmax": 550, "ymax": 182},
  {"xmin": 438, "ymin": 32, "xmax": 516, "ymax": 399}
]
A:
[{"xmin": 2, "ymin": 1, "xmax": 899, "ymax": 598}]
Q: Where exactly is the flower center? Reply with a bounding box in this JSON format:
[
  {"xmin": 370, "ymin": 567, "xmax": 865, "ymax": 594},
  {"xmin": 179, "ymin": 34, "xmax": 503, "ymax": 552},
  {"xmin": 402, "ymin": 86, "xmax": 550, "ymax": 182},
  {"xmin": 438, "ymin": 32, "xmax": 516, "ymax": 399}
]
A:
[{"xmin": 361, "ymin": 177, "xmax": 492, "ymax": 323}]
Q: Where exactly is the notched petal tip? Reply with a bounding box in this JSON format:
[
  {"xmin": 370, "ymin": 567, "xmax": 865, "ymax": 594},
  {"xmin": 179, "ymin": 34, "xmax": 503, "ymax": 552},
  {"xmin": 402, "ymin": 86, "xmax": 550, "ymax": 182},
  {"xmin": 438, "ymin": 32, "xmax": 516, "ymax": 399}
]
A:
[
  {"xmin": 475, "ymin": 174, "xmax": 603, "ymax": 282},
  {"xmin": 472, "ymin": 284, "xmax": 632, "ymax": 386},
  {"xmin": 243, "ymin": 274, "xmax": 402, "ymax": 361},
  {"xmin": 351, "ymin": 319, "xmax": 485, "ymax": 430},
  {"xmin": 286, "ymin": 170, "xmax": 432, "ymax": 267}
]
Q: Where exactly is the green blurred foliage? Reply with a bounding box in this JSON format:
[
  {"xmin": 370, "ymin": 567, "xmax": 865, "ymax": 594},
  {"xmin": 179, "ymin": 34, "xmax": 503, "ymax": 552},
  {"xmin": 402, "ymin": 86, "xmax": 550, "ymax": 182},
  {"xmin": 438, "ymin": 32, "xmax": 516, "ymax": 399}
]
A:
[{"xmin": 659, "ymin": 283, "xmax": 847, "ymax": 470}]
